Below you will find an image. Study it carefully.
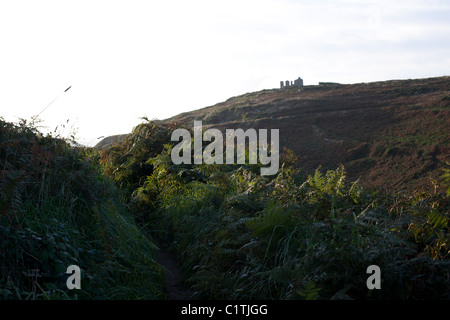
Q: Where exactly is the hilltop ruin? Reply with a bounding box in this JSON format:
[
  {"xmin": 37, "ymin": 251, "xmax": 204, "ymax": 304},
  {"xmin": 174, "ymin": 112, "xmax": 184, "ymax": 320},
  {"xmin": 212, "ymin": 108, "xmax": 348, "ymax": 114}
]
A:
[{"xmin": 280, "ymin": 77, "xmax": 303, "ymax": 89}]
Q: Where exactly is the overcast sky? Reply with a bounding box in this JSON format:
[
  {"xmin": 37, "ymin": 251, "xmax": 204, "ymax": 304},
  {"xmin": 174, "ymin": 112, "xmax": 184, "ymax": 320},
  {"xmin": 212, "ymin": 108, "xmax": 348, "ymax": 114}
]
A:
[{"xmin": 1, "ymin": 0, "xmax": 449, "ymax": 146}]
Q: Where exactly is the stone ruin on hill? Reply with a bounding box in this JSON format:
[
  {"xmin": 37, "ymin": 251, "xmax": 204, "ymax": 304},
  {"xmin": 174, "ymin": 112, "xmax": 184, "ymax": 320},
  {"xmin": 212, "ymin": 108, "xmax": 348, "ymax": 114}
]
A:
[{"xmin": 280, "ymin": 77, "xmax": 303, "ymax": 89}]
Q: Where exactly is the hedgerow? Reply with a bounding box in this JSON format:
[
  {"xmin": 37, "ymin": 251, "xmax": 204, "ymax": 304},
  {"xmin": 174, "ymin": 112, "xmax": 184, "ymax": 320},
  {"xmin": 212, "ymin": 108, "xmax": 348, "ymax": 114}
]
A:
[{"xmin": 0, "ymin": 118, "xmax": 164, "ymax": 299}]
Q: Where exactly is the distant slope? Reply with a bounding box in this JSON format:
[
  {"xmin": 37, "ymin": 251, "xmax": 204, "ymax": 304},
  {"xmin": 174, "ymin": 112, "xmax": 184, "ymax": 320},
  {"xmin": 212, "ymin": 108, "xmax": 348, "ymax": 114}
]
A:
[
  {"xmin": 98, "ymin": 76, "xmax": 450, "ymax": 191},
  {"xmin": 95, "ymin": 133, "xmax": 128, "ymax": 150}
]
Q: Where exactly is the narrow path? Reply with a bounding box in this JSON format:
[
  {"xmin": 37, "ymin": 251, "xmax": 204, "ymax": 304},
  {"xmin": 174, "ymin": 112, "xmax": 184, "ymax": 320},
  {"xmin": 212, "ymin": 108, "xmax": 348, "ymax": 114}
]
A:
[{"xmin": 159, "ymin": 249, "xmax": 193, "ymax": 300}]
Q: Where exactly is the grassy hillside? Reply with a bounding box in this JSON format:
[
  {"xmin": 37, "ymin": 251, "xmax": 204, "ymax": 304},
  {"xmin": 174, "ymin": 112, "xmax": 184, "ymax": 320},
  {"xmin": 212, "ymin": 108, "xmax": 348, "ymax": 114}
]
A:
[
  {"xmin": 95, "ymin": 134, "xmax": 129, "ymax": 150},
  {"xmin": 163, "ymin": 76, "xmax": 450, "ymax": 192},
  {"xmin": 96, "ymin": 76, "xmax": 450, "ymax": 192}
]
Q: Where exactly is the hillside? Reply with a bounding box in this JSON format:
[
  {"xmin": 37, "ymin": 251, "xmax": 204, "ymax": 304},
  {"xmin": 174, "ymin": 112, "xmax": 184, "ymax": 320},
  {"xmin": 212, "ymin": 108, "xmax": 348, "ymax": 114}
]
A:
[
  {"xmin": 2, "ymin": 77, "xmax": 449, "ymax": 301},
  {"xmin": 98, "ymin": 76, "xmax": 450, "ymax": 191},
  {"xmin": 94, "ymin": 133, "xmax": 128, "ymax": 150},
  {"xmin": 164, "ymin": 76, "xmax": 450, "ymax": 192}
]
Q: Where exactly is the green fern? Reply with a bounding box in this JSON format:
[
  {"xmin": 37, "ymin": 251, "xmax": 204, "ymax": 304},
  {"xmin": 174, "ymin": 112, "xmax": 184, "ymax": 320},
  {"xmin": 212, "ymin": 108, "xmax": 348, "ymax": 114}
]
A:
[{"xmin": 297, "ymin": 281, "xmax": 321, "ymax": 300}]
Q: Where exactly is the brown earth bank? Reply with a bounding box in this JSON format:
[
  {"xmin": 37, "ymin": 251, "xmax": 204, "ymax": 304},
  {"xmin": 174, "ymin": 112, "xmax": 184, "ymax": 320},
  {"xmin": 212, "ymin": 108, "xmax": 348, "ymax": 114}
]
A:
[{"xmin": 97, "ymin": 76, "xmax": 450, "ymax": 193}]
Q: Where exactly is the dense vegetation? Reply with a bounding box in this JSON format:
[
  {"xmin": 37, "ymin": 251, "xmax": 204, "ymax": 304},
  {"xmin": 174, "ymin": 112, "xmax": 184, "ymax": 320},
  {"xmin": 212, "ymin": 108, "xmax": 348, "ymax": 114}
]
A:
[
  {"xmin": 1, "ymin": 117, "xmax": 449, "ymax": 299},
  {"xmin": 99, "ymin": 120, "xmax": 449, "ymax": 300},
  {"xmin": 0, "ymin": 118, "xmax": 163, "ymax": 299}
]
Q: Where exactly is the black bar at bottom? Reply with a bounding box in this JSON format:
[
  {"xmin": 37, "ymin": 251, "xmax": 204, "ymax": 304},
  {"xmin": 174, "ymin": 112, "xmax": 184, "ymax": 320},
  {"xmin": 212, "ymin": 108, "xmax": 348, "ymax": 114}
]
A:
[{"xmin": 0, "ymin": 300, "xmax": 441, "ymax": 319}]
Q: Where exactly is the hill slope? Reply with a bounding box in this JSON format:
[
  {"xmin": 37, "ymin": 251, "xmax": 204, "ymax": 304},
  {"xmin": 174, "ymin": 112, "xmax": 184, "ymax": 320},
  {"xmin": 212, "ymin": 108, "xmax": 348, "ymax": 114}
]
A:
[{"xmin": 98, "ymin": 76, "xmax": 450, "ymax": 191}]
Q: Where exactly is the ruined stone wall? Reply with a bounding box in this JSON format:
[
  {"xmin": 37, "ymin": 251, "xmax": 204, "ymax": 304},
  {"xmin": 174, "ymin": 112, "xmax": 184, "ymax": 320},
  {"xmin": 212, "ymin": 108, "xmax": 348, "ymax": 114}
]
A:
[{"xmin": 280, "ymin": 77, "xmax": 303, "ymax": 89}]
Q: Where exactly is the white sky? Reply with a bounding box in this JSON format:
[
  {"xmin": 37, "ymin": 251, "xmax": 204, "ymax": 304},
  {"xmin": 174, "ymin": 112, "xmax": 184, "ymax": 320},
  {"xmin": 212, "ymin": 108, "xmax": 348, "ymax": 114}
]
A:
[{"xmin": 1, "ymin": 0, "xmax": 449, "ymax": 146}]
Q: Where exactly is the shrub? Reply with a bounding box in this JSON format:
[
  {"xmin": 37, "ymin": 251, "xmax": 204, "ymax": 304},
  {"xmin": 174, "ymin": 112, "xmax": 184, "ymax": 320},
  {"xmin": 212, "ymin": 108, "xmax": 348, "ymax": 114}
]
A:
[{"xmin": 0, "ymin": 118, "xmax": 164, "ymax": 299}]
